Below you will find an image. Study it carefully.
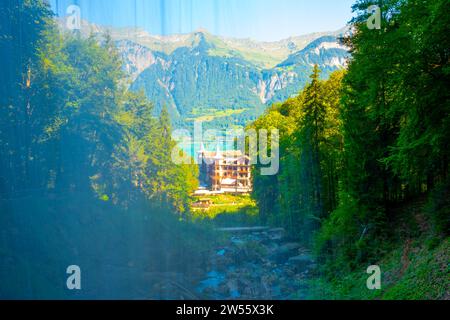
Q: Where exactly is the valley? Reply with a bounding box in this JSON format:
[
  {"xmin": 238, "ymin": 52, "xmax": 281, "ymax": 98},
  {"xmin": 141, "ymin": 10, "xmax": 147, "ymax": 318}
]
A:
[
  {"xmin": 1, "ymin": 0, "xmax": 447, "ymax": 301},
  {"xmin": 126, "ymin": 32, "xmax": 349, "ymax": 128},
  {"xmin": 60, "ymin": 20, "xmax": 350, "ymax": 128}
]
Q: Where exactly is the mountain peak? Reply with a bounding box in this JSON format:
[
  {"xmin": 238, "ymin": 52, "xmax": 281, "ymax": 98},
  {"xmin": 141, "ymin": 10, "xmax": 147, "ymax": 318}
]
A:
[{"xmin": 276, "ymin": 35, "xmax": 349, "ymax": 68}]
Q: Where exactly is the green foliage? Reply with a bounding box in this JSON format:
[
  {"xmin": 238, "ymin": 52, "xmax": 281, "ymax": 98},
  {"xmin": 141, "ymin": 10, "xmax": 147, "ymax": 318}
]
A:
[
  {"xmin": 307, "ymin": 237, "xmax": 449, "ymax": 300},
  {"xmin": 249, "ymin": 67, "xmax": 344, "ymax": 246},
  {"xmin": 320, "ymin": 0, "xmax": 450, "ymax": 269},
  {"xmin": 425, "ymin": 179, "xmax": 450, "ymax": 236},
  {"xmin": 0, "ymin": 0, "xmax": 198, "ymax": 214},
  {"xmin": 312, "ymin": 0, "xmax": 450, "ymax": 295},
  {"xmin": 191, "ymin": 194, "xmax": 258, "ymax": 220},
  {"xmin": 382, "ymin": 0, "xmax": 450, "ymax": 191},
  {"xmin": 249, "ymin": 0, "xmax": 449, "ymax": 299},
  {"xmin": 0, "ymin": 0, "xmax": 206, "ymax": 298}
]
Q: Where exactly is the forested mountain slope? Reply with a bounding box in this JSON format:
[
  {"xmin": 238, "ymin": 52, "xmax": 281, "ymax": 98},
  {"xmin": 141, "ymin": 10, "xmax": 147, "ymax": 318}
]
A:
[{"xmin": 58, "ymin": 20, "xmax": 350, "ymax": 128}]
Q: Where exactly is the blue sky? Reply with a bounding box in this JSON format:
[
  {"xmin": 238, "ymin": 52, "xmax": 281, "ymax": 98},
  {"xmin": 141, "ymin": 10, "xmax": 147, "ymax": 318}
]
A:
[{"xmin": 49, "ymin": 0, "xmax": 355, "ymax": 41}]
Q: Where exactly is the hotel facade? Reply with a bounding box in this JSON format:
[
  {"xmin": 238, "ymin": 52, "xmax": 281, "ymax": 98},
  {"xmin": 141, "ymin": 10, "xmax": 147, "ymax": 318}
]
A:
[{"xmin": 197, "ymin": 144, "xmax": 252, "ymax": 193}]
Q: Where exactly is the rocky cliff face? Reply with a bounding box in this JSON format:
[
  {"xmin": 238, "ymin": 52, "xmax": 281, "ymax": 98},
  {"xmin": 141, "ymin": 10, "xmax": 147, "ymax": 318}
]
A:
[{"xmin": 116, "ymin": 40, "xmax": 157, "ymax": 81}]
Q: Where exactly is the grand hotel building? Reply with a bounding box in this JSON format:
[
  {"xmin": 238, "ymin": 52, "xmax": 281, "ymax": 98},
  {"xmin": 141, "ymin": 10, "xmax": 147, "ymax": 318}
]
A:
[{"xmin": 197, "ymin": 144, "xmax": 252, "ymax": 193}]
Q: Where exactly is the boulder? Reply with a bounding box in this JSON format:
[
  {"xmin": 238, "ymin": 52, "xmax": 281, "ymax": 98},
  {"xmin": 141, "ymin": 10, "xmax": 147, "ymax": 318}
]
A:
[
  {"xmin": 268, "ymin": 242, "xmax": 302, "ymax": 263},
  {"xmin": 281, "ymin": 243, "xmax": 302, "ymax": 251},
  {"xmin": 264, "ymin": 228, "xmax": 285, "ymax": 242},
  {"xmin": 287, "ymin": 254, "xmax": 315, "ymax": 271}
]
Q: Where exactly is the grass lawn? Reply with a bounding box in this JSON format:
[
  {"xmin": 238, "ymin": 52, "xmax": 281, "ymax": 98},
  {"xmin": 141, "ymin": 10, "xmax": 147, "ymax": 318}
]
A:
[{"xmin": 191, "ymin": 193, "xmax": 258, "ymax": 220}]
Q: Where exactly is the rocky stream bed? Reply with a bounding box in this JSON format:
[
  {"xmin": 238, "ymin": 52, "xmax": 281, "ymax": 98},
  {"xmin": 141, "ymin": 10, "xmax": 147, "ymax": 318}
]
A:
[{"xmin": 194, "ymin": 227, "xmax": 316, "ymax": 300}]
